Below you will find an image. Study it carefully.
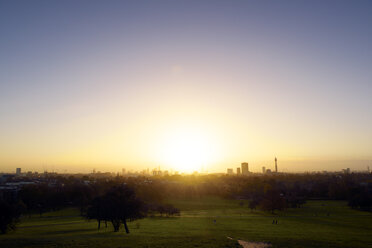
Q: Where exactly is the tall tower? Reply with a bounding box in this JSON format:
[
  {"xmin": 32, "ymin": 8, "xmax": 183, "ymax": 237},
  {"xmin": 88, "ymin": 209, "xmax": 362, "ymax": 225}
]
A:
[{"xmin": 275, "ymin": 157, "xmax": 278, "ymax": 173}]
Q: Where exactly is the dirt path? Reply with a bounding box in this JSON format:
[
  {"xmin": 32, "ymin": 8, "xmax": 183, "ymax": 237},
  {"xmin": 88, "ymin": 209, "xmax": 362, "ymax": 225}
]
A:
[
  {"xmin": 237, "ymin": 240, "xmax": 271, "ymax": 248},
  {"xmin": 227, "ymin": 236, "xmax": 271, "ymax": 248}
]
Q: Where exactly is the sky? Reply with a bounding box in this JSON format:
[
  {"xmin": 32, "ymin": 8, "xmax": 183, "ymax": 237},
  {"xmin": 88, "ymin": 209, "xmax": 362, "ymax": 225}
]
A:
[{"xmin": 0, "ymin": 0, "xmax": 372, "ymax": 173}]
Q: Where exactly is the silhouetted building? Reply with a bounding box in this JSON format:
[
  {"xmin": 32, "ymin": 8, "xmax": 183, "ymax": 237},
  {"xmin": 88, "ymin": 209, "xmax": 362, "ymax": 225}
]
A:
[
  {"xmin": 241, "ymin": 162, "xmax": 249, "ymax": 175},
  {"xmin": 237, "ymin": 168, "xmax": 241, "ymax": 175},
  {"xmin": 262, "ymin": 166, "xmax": 266, "ymax": 174},
  {"xmin": 343, "ymin": 168, "xmax": 351, "ymax": 174},
  {"xmin": 266, "ymin": 169, "xmax": 272, "ymax": 174},
  {"xmin": 16, "ymin": 168, "xmax": 21, "ymax": 175},
  {"xmin": 275, "ymin": 157, "xmax": 278, "ymax": 173},
  {"xmin": 227, "ymin": 168, "xmax": 233, "ymax": 175}
]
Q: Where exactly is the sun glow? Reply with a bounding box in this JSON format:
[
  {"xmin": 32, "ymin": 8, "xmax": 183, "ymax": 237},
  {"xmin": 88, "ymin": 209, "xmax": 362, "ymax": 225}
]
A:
[{"xmin": 157, "ymin": 125, "xmax": 219, "ymax": 173}]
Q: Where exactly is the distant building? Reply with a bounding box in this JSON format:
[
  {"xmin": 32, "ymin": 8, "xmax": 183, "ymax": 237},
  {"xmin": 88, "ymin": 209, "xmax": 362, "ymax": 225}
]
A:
[
  {"xmin": 236, "ymin": 168, "xmax": 241, "ymax": 175},
  {"xmin": 241, "ymin": 162, "xmax": 249, "ymax": 175},
  {"xmin": 262, "ymin": 166, "xmax": 266, "ymax": 174},
  {"xmin": 227, "ymin": 168, "xmax": 234, "ymax": 175},
  {"xmin": 343, "ymin": 168, "xmax": 351, "ymax": 174},
  {"xmin": 275, "ymin": 157, "xmax": 278, "ymax": 173},
  {"xmin": 16, "ymin": 168, "xmax": 21, "ymax": 175},
  {"xmin": 266, "ymin": 169, "xmax": 272, "ymax": 174}
]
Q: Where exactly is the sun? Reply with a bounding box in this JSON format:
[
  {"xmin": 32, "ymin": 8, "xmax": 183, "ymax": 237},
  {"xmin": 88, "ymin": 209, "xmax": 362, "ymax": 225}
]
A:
[{"xmin": 157, "ymin": 126, "xmax": 217, "ymax": 173}]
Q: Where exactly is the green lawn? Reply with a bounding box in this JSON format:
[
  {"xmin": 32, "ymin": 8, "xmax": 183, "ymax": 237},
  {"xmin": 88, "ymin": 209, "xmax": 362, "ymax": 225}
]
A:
[{"xmin": 1, "ymin": 198, "xmax": 371, "ymax": 248}]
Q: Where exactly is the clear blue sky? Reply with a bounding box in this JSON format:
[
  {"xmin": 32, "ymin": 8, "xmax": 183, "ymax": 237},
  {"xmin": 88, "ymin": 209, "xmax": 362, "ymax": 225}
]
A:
[{"xmin": 0, "ymin": 0, "xmax": 371, "ymax": 173}]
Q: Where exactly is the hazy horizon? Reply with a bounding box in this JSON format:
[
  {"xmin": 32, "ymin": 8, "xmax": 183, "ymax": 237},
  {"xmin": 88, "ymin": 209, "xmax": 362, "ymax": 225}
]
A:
[
  {"xmin": 1, "ymin": 0, "xmax": 372, "ymax": 174},
  {"xmin": 1, "ymin": 158, "xmax": 371, "ymax": 175}
]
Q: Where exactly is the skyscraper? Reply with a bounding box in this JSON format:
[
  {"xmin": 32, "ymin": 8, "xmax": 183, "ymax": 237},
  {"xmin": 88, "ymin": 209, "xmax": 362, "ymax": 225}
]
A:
[
  {"xmin": 262, "ymin": 166, "xmax": 266, "ymax": 174},
  {"xmin": 16, "ymin": 168, "xmax": 21, "ymax": 175},
  {"xmin": 275, "ymin": 157, "xmax": 278, "ymax": 173},
  {"xmin": 241, "ymin": 162, "xmax": 249, "ymax": 175},
  {"xmin": 237, "ymin": 167, "xmax": 241, "ymax": 175}
]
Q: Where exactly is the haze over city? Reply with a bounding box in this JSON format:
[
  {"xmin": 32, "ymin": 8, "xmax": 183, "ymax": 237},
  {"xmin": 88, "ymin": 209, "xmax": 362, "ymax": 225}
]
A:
[{"xmin": 1, "ymin": 0, "xmax": 372, "ymax": 174}]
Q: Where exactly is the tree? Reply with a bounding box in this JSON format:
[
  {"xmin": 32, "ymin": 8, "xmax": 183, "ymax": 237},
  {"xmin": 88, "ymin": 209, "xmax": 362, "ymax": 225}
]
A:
[
  {"xmin": 348, "ymin": 186, "xmax": 372, "ymax": 211},
  {"xmin": 248, "ymin": 199, "xmax": 259, "ymax": 212},
  {"xmin": 86, "ymin": 196, "xmax": 107, "ymax": 230},
  {"xmin": 87, "ymin": 185, "xmax": 146, "ymax": 233},
  {"xmin": 0, "ymin": 200, "xmax": 22, "ymax": 234},
  {"xmin": 260, "ymin": 184, "xmax": 286, "ymax": 214},
  {"xmin": 157, "ymin": 205, "xmax": 165, "ymax": 216},
  {"xmin": 163, "ymin": 204, "xmax": 180, "ymax": 217}
]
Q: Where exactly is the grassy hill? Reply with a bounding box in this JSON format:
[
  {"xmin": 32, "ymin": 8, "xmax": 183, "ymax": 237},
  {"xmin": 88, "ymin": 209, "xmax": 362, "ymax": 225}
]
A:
[{"xmin": 1, "ymin": 198, "xmax": 371, "ymax": 248}]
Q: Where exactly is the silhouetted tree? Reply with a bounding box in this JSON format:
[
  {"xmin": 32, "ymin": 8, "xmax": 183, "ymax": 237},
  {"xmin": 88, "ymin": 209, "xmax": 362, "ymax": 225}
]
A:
[
  {"xmin": 260, "ymin": 184, "xmax": 286, "ymax": 213},
  {"xmin": 163, "ymin": 204, "xmax": 180, "ymax": 217},
  {"xmin": 0, "ymin": 200, "xmax": 22, "ymax": 234},
  {"xmin": 86, "ymin": 196, "xmax": 107, "ymax": 230},
  {"xmin": 348, "ymin": 186, "xmax": 372, "ymax": 211},
  {"xmin": 249, "ymin": 199, "xmax": 259, "ymax": 211},
  {"xmin": 157, "ymin": 205, "xmax": 165, "ymax": 216},
  {"xmin": 87, "ymin": 185, "xmax": 146, "ymax": 233}
]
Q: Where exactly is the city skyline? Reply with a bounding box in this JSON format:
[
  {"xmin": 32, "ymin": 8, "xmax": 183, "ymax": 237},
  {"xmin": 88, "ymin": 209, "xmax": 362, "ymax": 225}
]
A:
[{"xmin": 1, "ymin": 158, "xmax": 371, "ymax": 174}]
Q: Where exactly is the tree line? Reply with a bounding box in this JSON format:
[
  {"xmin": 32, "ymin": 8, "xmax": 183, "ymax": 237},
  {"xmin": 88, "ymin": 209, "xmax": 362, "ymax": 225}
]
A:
[{"xmin": 0, "ymin": 172, "xmax": 371, "ymax": 234}]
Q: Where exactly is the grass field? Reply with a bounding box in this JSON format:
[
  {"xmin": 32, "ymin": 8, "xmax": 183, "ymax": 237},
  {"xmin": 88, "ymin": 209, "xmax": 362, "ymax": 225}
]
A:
[{"xmin": 1, "ymin": 198, "xmax": 371, "ymax": 248}]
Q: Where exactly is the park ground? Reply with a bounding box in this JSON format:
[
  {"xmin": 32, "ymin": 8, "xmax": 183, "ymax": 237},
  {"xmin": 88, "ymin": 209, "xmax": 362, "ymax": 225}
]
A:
[{"xmin": 0, "ymin": 198, "xmax": 371, "ymax": 248}]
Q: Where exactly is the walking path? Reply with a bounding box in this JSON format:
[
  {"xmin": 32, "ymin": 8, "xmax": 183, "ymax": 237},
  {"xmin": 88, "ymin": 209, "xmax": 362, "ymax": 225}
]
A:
[
  {"xmin": 227, "ymin": 236, "xmax": 271, "ymax": 248},
  {"xmin": 237, "ymin": 240, "xmax": 271, "ymax": 248}
]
